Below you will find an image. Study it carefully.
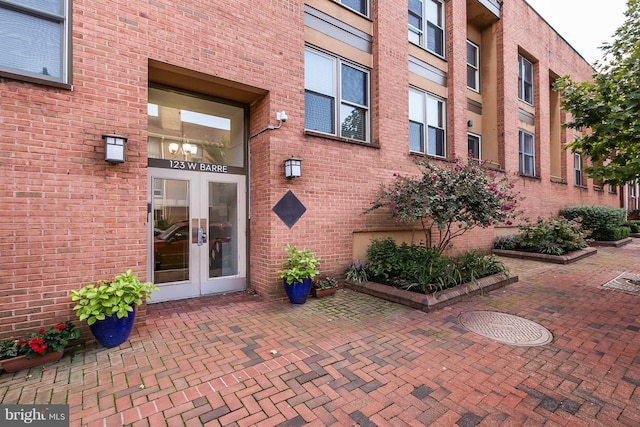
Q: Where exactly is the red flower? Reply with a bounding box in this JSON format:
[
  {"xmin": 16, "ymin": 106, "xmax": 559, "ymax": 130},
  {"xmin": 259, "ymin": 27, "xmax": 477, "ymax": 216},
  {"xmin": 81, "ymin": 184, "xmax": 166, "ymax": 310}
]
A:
[
  {"xmin": 54, "ymin": 324, "xmax": 65, "ymax": 331},
  {"xmin": 29, "ymin": 337, "xmax": 47, "ymax": 354},
  {"xmin": 38, "ymin": 328, "xmax": 45, "ymax": 334}
]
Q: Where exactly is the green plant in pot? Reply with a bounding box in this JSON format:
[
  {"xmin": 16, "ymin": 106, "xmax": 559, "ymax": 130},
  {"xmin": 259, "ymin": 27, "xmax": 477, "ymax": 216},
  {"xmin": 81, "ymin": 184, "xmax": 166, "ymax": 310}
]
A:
[
  {"xmin": 278, "ymin": 245, "xmax": 320, "ymax": 304},
  {"xmin": 70, "ymin": 269, "xmax": 158, "ymax": 348}
]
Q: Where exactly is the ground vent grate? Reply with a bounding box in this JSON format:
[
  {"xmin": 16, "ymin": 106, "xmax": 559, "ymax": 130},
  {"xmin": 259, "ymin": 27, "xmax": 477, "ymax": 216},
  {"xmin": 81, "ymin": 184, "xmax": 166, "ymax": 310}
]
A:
[{"xmin": 602, "ymin": 272, "xmax": 640, "ymax": 295}]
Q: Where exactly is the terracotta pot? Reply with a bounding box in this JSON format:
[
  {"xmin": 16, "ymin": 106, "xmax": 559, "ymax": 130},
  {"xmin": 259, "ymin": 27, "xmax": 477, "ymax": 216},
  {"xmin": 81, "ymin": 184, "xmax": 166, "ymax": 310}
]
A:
[
  {"xmin": 0, "ymin": 351, "xmax": 63, "ymax": 373},
  {"xmin": 311, "ymin": 287, "xmax": 337, "ymax": 298}
]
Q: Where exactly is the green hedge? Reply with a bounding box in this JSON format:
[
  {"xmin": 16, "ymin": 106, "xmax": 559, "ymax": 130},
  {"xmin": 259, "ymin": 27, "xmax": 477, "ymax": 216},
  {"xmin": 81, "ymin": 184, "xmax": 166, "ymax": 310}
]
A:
[
  {"xmin": 597, "ymin": 226, "xmax": 631, "ymax": 241},
  {"xmin": 561, "ymin": 205, "xmax": 627, "ymax": 240},
  {"xmin": 623, "ymin": 221, "xmax": 640, "ymax": 233}
]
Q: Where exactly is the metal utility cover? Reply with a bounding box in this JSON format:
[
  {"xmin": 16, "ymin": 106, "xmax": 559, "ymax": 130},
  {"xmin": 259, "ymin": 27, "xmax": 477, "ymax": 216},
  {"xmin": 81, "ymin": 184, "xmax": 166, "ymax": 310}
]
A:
[{"xmin": 459, "ymin": 310, "xmax": 553, "ymax": 346}]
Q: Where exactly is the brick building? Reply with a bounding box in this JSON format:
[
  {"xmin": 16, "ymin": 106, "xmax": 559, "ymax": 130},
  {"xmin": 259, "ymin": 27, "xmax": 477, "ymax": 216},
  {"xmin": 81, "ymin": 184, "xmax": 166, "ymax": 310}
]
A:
[{"xmin": 0, "ymin": 0, "xmax": 619, "ymax": 339}]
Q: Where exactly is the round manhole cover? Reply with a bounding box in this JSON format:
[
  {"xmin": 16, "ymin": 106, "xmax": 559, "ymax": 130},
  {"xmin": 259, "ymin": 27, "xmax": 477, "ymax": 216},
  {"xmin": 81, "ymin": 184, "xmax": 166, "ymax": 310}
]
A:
[{"xmin": 459, "ymin": 310, "xmax": 553, "ymax": 346}]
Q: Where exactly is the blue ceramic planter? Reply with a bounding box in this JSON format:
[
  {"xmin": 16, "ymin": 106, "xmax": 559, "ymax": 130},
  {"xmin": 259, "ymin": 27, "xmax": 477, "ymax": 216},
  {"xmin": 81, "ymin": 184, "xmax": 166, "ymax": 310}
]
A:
[
  {"xmin": 283, "ymin": 278, "xmax": 312, "ymax": 304},
  {"xmin": 89, "ymin": 307, "xmax": 136, "ymax": 347}
]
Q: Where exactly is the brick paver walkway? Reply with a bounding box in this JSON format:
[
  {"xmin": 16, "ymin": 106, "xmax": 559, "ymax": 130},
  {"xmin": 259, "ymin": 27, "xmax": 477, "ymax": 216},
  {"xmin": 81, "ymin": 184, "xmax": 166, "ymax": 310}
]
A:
[{"xmin": 2, "ymin": 242, "xmax": 640, "ymax": 426}]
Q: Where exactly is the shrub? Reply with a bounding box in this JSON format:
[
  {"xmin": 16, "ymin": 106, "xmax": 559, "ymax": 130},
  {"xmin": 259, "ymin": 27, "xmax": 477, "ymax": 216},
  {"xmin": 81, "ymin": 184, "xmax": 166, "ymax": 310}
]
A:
[
  {"xmin": 561, "ymin": 205, "xmax": 627, "ymax": 240},
  {"xmin": 346, "ymin": 260, "xmax": 369, "ymax": 283},
  {"xmin": 597, "ymin": 226, "xmax": 631, "ymax": 241},
  {"xmin": 365, "ymin": 238, "xmax": 402, "ymax": 279},
  {"xmin": 365, "ymin": 239, "xmax": 507, "ymax": 294},
  {"xmin": 623, "ymin": 221, "xmax": 640, "ymax": 233},
  {"xmin": 494, "ymin": 217, "xmax": 587, "ymax": 255},
  {"xmin": 366, "ymin": 158, "xmax": 519, "ymax": 254},
  {"xmin": 494, "ymin": 235, "xmax": 520, "ymax": 250}
]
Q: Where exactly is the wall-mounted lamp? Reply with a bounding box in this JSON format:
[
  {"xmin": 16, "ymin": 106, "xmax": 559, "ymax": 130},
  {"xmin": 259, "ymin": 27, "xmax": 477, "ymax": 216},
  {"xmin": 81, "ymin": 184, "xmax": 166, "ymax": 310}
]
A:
[
  {"xmin": 168, "ymin": 142, "xmax": 197, "ymax": 155},
  {"xmin": 284, "ymin": 157, "xmax": 302, "ymax": 178},
  {"xmin": 467, "ymin": 120, "xmax": 474, "ymax": 128},
  {"xmin": 103, "ymin": 133, "xmax": 127, "ymax": 163}
]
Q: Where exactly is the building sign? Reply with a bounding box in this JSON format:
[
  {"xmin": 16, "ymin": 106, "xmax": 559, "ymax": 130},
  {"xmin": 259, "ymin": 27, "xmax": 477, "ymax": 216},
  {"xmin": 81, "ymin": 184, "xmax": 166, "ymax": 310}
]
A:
[{"xmin": 148, "ymin": 158, "xmax": 244, "ymax": 175}]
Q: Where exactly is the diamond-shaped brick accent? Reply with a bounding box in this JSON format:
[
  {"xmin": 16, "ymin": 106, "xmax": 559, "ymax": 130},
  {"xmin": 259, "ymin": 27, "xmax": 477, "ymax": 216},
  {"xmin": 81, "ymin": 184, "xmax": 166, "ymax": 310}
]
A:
[{"xmin": 272, "ymin": 190, "xmax": 306, "ymax": 229}]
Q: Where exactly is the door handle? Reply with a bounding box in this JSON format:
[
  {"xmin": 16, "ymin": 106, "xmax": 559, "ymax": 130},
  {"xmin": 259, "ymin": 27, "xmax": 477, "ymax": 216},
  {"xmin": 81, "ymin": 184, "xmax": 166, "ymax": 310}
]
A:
[{"xmin": 197, "ymin": 227, "xmax": 204, "ymax": 246}]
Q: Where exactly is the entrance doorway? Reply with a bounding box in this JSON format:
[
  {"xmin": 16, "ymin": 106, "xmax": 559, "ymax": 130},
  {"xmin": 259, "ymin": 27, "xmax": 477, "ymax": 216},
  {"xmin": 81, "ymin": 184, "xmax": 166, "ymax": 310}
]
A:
[
  {"xmin": 149, "ymin": 169, "xmax": 246, "ymax": 302},
  {"xmin": 147, "ymin": 85, "xmax": 247, "ymax": 302}
]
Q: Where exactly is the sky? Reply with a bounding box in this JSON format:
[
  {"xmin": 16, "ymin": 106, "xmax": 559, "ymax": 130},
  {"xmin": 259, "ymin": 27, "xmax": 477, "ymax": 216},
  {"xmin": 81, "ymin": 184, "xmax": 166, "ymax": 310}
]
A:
[{"xmin": 525, "ymin": 0, "xmax": 628, "ymax": 64}]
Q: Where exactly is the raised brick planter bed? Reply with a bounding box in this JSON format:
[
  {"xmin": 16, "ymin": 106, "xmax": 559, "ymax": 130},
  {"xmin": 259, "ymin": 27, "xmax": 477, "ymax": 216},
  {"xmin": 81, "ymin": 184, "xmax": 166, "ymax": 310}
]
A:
[
  {"xmin": 492, "ymin": 247, "xmax": 597, "ymax": 264},
  {"xmin": 589, "ymin": 238, "xmax": 633, "ymax": 247},
  {"xmin": 344, "ymin": 273, "xmax": 518, "ymax": 313}
]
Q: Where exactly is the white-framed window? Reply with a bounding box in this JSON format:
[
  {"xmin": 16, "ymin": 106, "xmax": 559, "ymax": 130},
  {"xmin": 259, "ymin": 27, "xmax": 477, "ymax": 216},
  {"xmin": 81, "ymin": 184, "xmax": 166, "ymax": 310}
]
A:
[
  {"xmin": 0, "ymin": 0, "xmax": 71, "ymax": 85},
  {"xmin": 518, "ymin": 55, "xmax": 534, "ymax": 105},
  {"xmin": 408, "ymin": 0, "xmax": 445, "ymax": 57},
  {"xmin": 467, "ymin": 40, "xmax": 479, "ymax": 92},
  {"xmin": 336, "ymin": 0, "xmax": 368, "ymax": 16},
  {"xmin": 304, "ymin": 47, "xmax": 370, "ymax": 142},
  {"xmin": 467, "ymin": 133, "xmax": 481, "ymax": 159},
  {"xmin": 518, "ymin": 130, "xmax": 535, "ymax": 176},
  {"xmin": 409, "ymin": 87, "xmax": 446, "ymax": 157},
  {"xmin": 574, "ymin": 153, "xmax": 583, "ymax": 186}
]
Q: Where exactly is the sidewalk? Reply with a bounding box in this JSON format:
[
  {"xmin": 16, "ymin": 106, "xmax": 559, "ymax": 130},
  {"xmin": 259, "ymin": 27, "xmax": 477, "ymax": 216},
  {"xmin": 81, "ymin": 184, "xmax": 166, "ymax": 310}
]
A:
[{"xmin": 2, "ymin": 242, "xmax": 640, "ymax": 426}]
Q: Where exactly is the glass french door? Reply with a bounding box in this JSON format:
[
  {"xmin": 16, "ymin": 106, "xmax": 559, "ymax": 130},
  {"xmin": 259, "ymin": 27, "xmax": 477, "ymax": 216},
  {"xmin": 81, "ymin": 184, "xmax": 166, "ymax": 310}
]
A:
[{"xmin": 148, "ymin": 168, "xmax": 246, "ymax": 302}]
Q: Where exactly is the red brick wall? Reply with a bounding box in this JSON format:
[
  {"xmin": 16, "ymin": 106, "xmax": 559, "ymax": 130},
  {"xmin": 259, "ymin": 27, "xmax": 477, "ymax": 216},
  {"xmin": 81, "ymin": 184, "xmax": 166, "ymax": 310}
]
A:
[{"xmin": 0, "ymin": 0, "xmax": 618, "ymax": 339}]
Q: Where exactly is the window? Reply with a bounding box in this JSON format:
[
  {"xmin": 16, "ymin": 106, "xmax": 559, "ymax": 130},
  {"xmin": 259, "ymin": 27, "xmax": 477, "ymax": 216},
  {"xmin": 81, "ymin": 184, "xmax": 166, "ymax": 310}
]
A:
[
  {"xmin": 518, "ymin": 55, "xmax": 534, "ymax": 104},
  {"xmin": 574, "ymin": 153, "xmax": 583, "ymax": 186},
  {"xmin": 467, "ymin": 41, "xmax": 479, "ymax": 91},
  {"xmin": 518, "ymin": 130, "xmax": 535, "ymax": 176},
  {"xmin": 467, "ymin": 133, "xmax": 481, "ymax": 159},
  {"xmin": 409, "ymin": 88, "xmax": 446, "ymax": 157},
  {"xmin": 409, "ymin": 0, "xmax": 444, "ymax": 57},
  {"xmin": 0, "ymin": 0, "xmax": 71, "ymax": 85},
  {"xmin": 304, "ymin": 48, "xmax": 370, "ymax": 142},
  {"xmin": 336, "ymin": 0, "xmax": 368, "ymax": 16}
]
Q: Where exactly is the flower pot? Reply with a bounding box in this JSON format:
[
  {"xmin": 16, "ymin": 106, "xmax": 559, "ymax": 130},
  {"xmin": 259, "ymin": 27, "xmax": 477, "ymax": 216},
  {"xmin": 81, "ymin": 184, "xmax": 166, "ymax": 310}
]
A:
[
  {"xmin": 283, "ymin": 278, "xmax": 313, "ymax": 304},
  {"xmin": 0, "ymin": 351, "xmax": 63, "ymax": 373},
  {"xmin": 89, "ymin": 307, "xmax": 136, "ymax": 348},
  {"xmin": 311, "ymin": 287, "xmax": 337, "ymax": 298}
]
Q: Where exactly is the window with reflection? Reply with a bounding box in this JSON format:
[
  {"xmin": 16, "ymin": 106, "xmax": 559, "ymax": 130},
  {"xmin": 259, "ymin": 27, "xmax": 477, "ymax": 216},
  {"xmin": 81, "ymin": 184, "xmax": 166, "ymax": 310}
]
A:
[
  {"xmin": 304, "ymin": 47, "xmax": 370, "ymax": 142},
  {"xmin": 148, "ymin": 87, "xmax": 245, "ymax": 167},
  {"xmin": 0, "ymin": 0, "xmax": 71, "ymax": 85},
  {"xmin": 409, "ymin": 87, "xmax": 446, "ymax": 157}
]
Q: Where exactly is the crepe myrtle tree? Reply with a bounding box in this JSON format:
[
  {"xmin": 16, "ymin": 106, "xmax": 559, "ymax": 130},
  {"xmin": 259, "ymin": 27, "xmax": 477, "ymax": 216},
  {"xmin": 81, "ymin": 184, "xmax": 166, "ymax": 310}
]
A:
[
  {"xmin": 367, "ymin": 158, "xmax": 520, "ymax": 255},
  {"xmin": 553, "ymin": 0, "xmax": 640, "ymax": 185}
]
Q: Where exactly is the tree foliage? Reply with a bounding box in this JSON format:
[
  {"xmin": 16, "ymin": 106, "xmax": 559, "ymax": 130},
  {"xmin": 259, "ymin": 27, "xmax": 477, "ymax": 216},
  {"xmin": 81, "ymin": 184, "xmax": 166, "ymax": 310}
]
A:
[
  {"xmin": 553, "ymin": 0, "xmax": 640, "ymax": 185},
  {"xmin": 366, "ymin": 158, "xmax": 519, "ymax": 254}
]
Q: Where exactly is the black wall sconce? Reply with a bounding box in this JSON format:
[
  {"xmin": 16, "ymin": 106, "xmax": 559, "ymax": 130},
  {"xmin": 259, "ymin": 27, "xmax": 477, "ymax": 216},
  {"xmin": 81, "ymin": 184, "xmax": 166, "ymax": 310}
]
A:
[
  {"xmin": 284, "ymin": 157, "xmax": 302, "ymax": 178},
  {"xmin": 103, "ymin": 133, "xmax": 127, "ymax": 163}
]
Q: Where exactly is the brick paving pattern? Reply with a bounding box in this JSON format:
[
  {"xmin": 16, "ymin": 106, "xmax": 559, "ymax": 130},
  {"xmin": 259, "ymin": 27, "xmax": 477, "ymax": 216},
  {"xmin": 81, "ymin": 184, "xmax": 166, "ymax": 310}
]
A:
[{"xmin": 2, "ymin": 242, "xmax": 640, "ymax": 426}]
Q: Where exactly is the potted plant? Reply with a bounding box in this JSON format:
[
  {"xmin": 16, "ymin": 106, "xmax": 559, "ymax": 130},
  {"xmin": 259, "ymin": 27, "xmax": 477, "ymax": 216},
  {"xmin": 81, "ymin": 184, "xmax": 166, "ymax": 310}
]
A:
[
  {"xmin": 70, "ymin": 269, "xmax": 158, "ymax": 348},
  {"xmin": 311, "ymin": 276, "xmax": 338, "ymax": 298},
  {"xmin": 278, "ymin": 245, "xmax": 320, "ymax": 304},
  {"xmin": 0, "ymin": 321, "xmax": 80, "ymax": 373}
]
